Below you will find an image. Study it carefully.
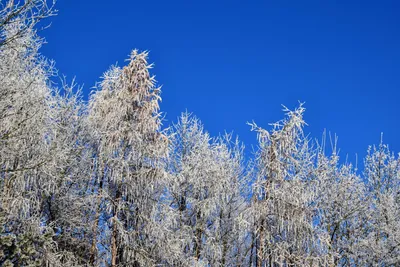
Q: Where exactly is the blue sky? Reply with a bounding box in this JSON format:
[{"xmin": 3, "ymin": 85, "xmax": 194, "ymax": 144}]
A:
[{"xmin": 40, "ymin": 0, "xmax": 400, "ymax": 163}]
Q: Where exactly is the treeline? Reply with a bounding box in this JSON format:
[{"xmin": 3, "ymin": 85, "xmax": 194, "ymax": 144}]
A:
[{"xmin": 1, "ymin": 1, "xmax": 400, "ymax": 266}]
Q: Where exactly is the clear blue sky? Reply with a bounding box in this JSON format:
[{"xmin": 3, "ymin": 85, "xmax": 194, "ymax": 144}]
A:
[{"xmin": 40, "ymin": 0, "xmax": 400, "ymax": 162}]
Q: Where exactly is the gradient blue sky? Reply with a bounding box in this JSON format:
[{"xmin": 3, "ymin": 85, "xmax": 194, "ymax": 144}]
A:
[{"xmin": 40, "ymin": 0, "xmax": 400, "ymax": 162}]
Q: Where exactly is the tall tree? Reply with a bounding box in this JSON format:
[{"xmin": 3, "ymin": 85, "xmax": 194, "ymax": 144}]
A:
[
  {"xmin": 248, "ymin": 104, "xmax": 332, "ymax": 266},
  {"xmin": 88, "ymin": 50, "xmax": 167, "ymax": 266},
  {"xmin": 0, "ymin": 13, "xmax": 57, "ymax": 266},
  {"xmin": 0, "ymin": 2, "xmax": 89, "ymax": 264}
]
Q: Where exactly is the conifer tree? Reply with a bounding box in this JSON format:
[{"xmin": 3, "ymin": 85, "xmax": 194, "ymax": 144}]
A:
[
  {"xmin": 248, "ymin": 104, "xmax": 332, "ymax": 266},
  {"xmin": 88, "ymin": 50, "xmax": 167, "ymax": 266}
]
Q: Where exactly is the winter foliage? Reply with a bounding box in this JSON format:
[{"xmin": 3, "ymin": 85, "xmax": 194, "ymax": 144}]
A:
[{"xmin": 1, "ymin": 1, "xmax": 400, "ymax": 266}]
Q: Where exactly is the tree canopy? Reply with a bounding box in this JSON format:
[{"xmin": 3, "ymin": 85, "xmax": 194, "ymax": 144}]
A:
[{"xmin": 1, "ymin": 1, "xmax": 399, "ymax": 266}]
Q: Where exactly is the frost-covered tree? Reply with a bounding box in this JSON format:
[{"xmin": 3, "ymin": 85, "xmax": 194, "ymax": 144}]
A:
[
  {"xmin": 248, "ymin": 104, "xmax": 332, "ymax": 266},
  {"xmin": 0, "ymin": 12, "xmax": 57, "ymax": 267},
  {"xmin": 158, "ymin": 113, "xmax": 248, "ymax": 266},
  {"xmin": 88, "ymin": 50, "xmax": 167, "ymax": 266},
  {"xmin": 313, "ymin": 138, "xmax": 368, "ymax": 265},
  {"xmin": 44, "ymin": 83, "xmax": 94, "ymax": 266},
  {"xmin": 0, "ymin": 1, "xmax": 89, "ymax": 265},
  {"xmin": 359, "ymin": 140, "xmax": 400, "ymax": 265},
  {"xmin": 0, "ymin": 0, "xmax": 56, "ymax": 48}
]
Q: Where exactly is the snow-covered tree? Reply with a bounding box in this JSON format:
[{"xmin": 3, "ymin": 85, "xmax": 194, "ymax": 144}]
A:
[
  {"xmin": 0, "ymin": 13, "xmax": 57, "ymax": 267},
  {"xmin": 359, "ymin": 139, "xmax": 400, "ymax": 265},
  {"xmin": 0, "ymin": 2, "xmax": 88, "ymax": 265},
  {"xmin": 88, "ymin": 50, "xmax": 167, "ymax": 266},
  {"xmin": 248, "ymin": 104, "xmax": 332, "ymax": 266},
  {"xmin": 0, "ymin": 0, "xmax": 56, "ymax": 48},
  {"xmin": 158, "ymin": 113, "xmax": 248, "ymax": 266},
  {"xmin": 313, "ymin": 138, "xmax": 368, "ymax": 265}
]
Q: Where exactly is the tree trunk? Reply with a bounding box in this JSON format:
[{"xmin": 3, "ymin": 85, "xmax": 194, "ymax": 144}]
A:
[
  {"xmin": 90, "ymin": 177, "xmax": 103, "ymax": 266},
  {"xmin": 257, "ymin": 218, "xmax": 264, "ymax": 267},
  {"xmin": 111, "ymin": 187, "xmax": 121, "ymax": 267},
  {"xmin": 194, "ymin": 210, "xmax": 203, "ymax": 260}
]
